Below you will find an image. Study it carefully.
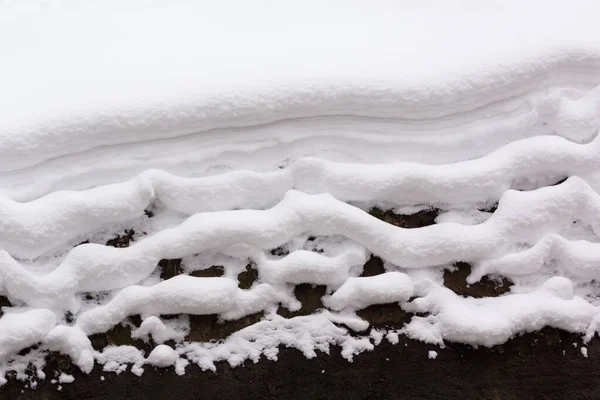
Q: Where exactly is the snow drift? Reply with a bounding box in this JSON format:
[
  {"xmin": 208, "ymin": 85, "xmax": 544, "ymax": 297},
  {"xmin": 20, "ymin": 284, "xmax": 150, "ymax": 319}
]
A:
[{"xmin": 1, "ymin": 0, "xmax": 600, "ymax": 387}]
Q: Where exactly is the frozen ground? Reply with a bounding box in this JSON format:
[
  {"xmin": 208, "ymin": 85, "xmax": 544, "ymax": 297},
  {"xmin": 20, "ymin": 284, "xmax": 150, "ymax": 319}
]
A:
[{"xmin": 1, "ymin": 0, "xmax": 600, "ymax": 390}]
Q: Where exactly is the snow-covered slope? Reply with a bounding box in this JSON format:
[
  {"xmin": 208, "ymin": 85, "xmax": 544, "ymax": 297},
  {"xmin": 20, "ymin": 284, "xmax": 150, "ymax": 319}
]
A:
[{"xmin": 1, "ymin": 0, "xmax": 600, "ymax": 387}]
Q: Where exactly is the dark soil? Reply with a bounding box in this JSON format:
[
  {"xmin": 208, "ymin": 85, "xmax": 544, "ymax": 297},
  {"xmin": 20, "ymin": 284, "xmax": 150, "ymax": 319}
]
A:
[
  {"xmin": 105, "ymin": 229, "xmax": 136, "ymax": 248},
  {"xmin": 368, "ymin": 207, "xmax": 439, "ymax": 228},
  {"xmin": 159, "ymin": 258, "xmax": 183, "ymax": 280},
  {"xmin": 3, "ymin": 328, "xmax": 599, "ymax": 400},
  {"xmin": 444, "ymin": 262, "xmax": 512, "ymax": 298},
  {"xmin": 190, "ymin": 266, "xmax": 225, "ymax": 278}
]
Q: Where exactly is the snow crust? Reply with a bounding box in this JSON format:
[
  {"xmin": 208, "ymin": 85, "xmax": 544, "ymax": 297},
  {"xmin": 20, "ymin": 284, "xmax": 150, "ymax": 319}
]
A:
[{"xmin": 2, "ymin": 0, "xmax": 600, "ymax": 388}]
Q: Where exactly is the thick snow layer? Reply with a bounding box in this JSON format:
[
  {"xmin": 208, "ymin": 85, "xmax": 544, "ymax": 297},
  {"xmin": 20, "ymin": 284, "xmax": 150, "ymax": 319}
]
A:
[
  {"xmin": 1, "ymin": 1, "xmax": 600, "ymax": 200},
  {"xmin": 5, "ymin": 131, "xmax": 600, "ymax": 258},
  {"xmin": 2, "ymin": 0, "xmax": 600, "ymax": 388}
]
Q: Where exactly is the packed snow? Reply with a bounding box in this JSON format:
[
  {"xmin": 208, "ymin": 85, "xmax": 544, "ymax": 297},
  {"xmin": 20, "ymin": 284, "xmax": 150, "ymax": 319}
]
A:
[{"xmin": 1, "ymin": 0, "xmax": 600, "ymax": 388}]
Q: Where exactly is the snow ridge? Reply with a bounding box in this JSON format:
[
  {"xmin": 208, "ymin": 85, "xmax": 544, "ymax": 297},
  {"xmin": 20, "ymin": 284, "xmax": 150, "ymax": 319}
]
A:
[
  {"xmin": 3, "ymin": 176, "xmax": 600, "ymax": 311},
  {"xmin": 5, "ymin": 125, "xmax": 600, "ymax": 260}
]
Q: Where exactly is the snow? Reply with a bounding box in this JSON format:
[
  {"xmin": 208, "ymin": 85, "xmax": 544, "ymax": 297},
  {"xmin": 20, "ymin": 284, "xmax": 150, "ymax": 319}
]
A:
[
  {"xmin": 1, "ymin": 0, "xmax": 600, "ymax": 388},
  {"xmin": 0, "ymin": 310, "xmax": 56, "ymax": 361},
  {"xmin": 403, "ymin": 277, "xmax": 597, "ymax": 347},
  {"xmin": 130, "ymin": 316, "xmax": 189, "ymax": 344},
  {"xmin": 58, "ymin": 373, "xmax": 74, "ymax": 384},
  {"xmin": 324, "ymin": 273, "xmax": 414, "ymax": 311},
  {"xmin": 146, "ymin": 345, "xmax": 179, "ymax": 368}
]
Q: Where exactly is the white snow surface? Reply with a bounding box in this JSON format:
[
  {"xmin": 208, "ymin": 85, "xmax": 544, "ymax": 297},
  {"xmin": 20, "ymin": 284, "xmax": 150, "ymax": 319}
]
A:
[{"xmin": 2, "ymin": 0, "xmax": 600, "ymax": 387}]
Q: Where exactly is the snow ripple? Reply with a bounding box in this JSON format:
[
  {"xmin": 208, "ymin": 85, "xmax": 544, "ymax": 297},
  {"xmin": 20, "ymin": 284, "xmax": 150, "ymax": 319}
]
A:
[{"xmin": 4, "ymin": 126, "xmax": 600, "ymax": 260}]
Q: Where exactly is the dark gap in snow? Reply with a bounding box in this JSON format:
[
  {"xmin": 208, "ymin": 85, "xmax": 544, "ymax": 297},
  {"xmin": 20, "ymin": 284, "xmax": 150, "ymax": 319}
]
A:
[
  {"xmin": 478, "ymin": 203, "xmax": 498, "ymax": 214},
  {"xmin": 356, "ymin": 303, "xmax": 412, "ymax": 329},
  {"xmin": 186, "ymin": 313, "xmax": 264, "ymax": 342},
  {"xmin": 237, "ymin": 264, "xmax": 259, "ymax": 289},
  {"xmin": 105, "ymin": 229, "xmax": 136, "ymax": 248},
  {"xmin": 270, "ymin": 245, "xmax": 290, "ymax": 257},
  {"xmin": 17, "ymin": 346, "xmax": 38, "ymax": 357},
  {"xmin": 190, "ymin": 265, "xmax": 225, "ymax": 278},
  {"xmin": 0, "ymin": 296, "xmax": 12, "ymax": 317},
  {"xmin": 277, "ymin": 285, "xmax": 327, "ymax": 318},
  {"xmin": 159, "ymin": 259, "xmax": 183, "ymax": 280},
  {"xmin": 89, "ymin": 317, "xmax": 152, "ymax": 353},
  {"xmin": 83, "ymin": 291, "xmax": 110, "ymax": 303},
  {"xmin": 368, "ymin": 207, "xmax": 438, "ymax": 229},
  {"xmin": 550, "ymin": 176, "xmax": 569, "ymax": 186},
  {"xmin": 44, "ymin": 352, "xmax": 76, "ymax": 376},
  {"xmin": 360, "ymin": 255, "xmax": 385, "ymax": 277},
  {"xmin": 443, "ymin": 262, "xmax": 512, "ymax": 298},
  {"xmin": 64, "ymin": 311, "xmax": 74, "ymax": 324}
]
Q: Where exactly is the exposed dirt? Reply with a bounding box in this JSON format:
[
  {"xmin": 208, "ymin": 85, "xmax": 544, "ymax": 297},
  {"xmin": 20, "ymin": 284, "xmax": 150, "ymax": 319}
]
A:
[
  {"xmin": 185, "ymin": 313, "xmax": 265, "ymax": 343},
  {"xmin": 0, "ymin": 296, "xmax": 11, "ymax": 318},
  {"xmin": 277, "ymin": 284, "xmax": 327, "ymax": 318},
  {"xmin": 237, "ymin": 264, "xmax": 260, "ymax": 289},
  {"xmin": 190, "ymin": 266, "xmax": 225, "ymax": 278},
  {"xmin": 3, "ymin": 328, "xmax": 599, "ymax": 400},
  {"xmin": 159, "ymin": 258, "xmax": 183, "ymax": 280},
  {"xmin": 444, "ymin": 262, "xmax": 512, "ymax": 298},
  {"xmin": 4, "ymin": 206, "xmax": 595, "ymax": 399},
  {"xmin": 368, "ymin": 207, "xmax": 439, "ymax": 228},
  {"xmin": 105, "ymin": 229, "xmax": 136, "ymax": 248}
]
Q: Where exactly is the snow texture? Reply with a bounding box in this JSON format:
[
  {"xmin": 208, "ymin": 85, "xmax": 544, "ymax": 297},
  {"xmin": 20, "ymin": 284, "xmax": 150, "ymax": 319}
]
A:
[{"xmin": 2, "ymin": 0, "xmax": 600, "ymax": 387}]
